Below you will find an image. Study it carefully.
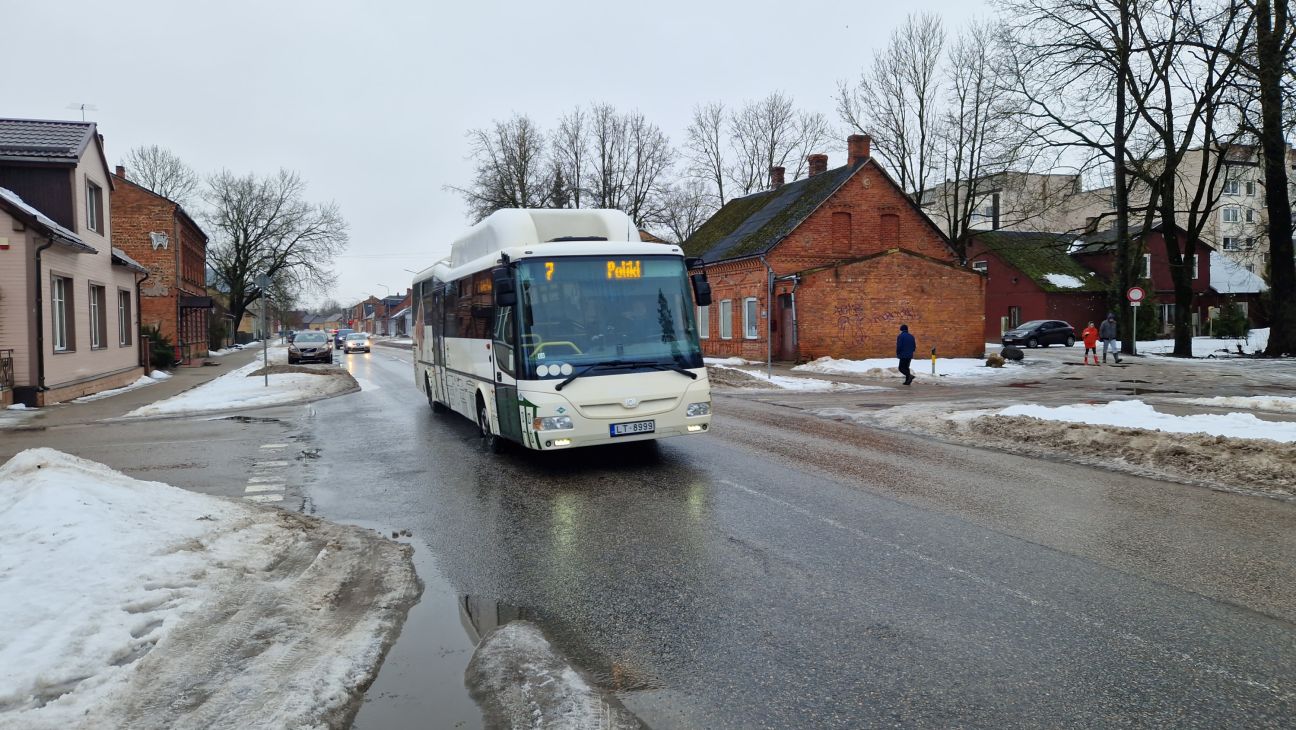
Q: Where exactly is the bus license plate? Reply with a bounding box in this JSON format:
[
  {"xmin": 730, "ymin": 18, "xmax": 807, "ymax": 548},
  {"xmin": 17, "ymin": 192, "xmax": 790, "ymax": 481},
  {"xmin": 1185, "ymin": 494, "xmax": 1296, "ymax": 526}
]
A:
[{"xmin": 610, "ymin": 420, "xmax": 655, "ymax": 437}]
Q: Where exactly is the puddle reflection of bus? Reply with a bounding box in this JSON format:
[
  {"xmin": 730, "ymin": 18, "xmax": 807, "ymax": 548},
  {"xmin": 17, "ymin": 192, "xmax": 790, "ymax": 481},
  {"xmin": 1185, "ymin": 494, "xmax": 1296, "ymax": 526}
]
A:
[{"xmin": 412, "ymin": 209, "xmax": 713, "ymax": 452}]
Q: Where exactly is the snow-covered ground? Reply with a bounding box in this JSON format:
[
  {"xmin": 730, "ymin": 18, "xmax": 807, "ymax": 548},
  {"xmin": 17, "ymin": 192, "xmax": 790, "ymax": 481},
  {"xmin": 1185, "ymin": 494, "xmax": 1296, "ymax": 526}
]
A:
[
  {"xmin": 1138, "ymin": 328, "xmax": 1269, "ymax": 357},
  {"xmin": 0, "ymin": 448, "xmax": 418, "ymax": 729},
  {"xmin": 123, "ymin": 350, "xmax": 354, "ymax": 418},
  {"xmin": 466, "ymin": 621, "xmax": 640, "ymax": 730},
  {"xmin": 1180, "ymin": 395, "xmax": 1296, "ymax": 413},
  {"xmin": 72, "ymin": 371, "xmax": 172, "ymax": 403},
  {"xmin": 207, "ymin": 341, "xmax": 260, "ymax": 357},
  {"xmin": 794, "ymin": 355, "xmax": 1043, "ymax": 381},
  {"xmin": 997, "ymin": 399, "xmax": 1296, "ymax": 443}
]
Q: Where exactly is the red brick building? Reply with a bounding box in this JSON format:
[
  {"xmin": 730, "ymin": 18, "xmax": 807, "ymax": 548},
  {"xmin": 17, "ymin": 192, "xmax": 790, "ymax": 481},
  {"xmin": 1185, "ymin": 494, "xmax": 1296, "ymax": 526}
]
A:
[
  {"xmin": 110, "ymin": 167, "xmax": 211, "ymax": 364},
  {"xmin": 682, "ymin": 135, "xmax": 985, "ymax": 361}
]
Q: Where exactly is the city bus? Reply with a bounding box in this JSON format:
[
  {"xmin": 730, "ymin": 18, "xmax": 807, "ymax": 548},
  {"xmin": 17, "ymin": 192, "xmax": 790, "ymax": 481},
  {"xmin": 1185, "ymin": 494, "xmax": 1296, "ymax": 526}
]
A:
[{"xmin": 412, "ymin": 209, "xmax": 712, "ymax": 451}]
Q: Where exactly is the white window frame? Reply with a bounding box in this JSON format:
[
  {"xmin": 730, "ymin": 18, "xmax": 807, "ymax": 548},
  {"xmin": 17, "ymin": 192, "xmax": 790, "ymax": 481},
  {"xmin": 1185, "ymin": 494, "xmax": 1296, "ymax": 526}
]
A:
[
  {"xmin": 697, "ymin": 304, "xmax": 709, "ymax": 339},
  {"xmin": 1222, "ymin": 237, "xmax": 1239, "ymax": 251},
  {"xmin": 1142, "ymin": 253, "xmax": 1152, "ymax": 279},
  {"xmin": 1188, "ymin": 254, "xmax": 1199, "ymax": 280},
  {"xmin": 743, "ymin": 297, "xmax": 759, "ymax": 339},
  {"xmin": 1223, "ymin": 179, "xmax": 1241, "ymax": 195},
  {"xmin": 89, "ymin": 284, "xmax": 102, "ymax": 348},
  {"xmin": 1244, "ymin": 208, "xmax": 1256, "ymax": 223},
  {"xmin": 1222, "ymin": 207, "xmax": 1241, "ymax": 223},
  {"xmin": 1245, "ymin": 180, "xmax": 1257, "ymax": 196},
  {"xmin": 86, "ymin": 181, "xmax": 102, "ymax": 233},
  {"xmin": 719, "ymin": 299, "xmax": 733, "ymax": 340},
  {"xmin": 118, "ymin": 290, "xmax": 130, "ymax": 345},
  {"xmin": 52, "ymin": 276, "xmax": 68, "ymax": 351},
  {"xmin": 971, "ymin": 260, "xmax": 988, "ymax": 273}
]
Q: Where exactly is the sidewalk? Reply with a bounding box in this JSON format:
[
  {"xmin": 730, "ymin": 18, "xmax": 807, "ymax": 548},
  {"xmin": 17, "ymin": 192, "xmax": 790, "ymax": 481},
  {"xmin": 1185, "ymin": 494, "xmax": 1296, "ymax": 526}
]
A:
[{"xmin": 3, "ymin": 347, "xmax": 263, "ymax": 429}]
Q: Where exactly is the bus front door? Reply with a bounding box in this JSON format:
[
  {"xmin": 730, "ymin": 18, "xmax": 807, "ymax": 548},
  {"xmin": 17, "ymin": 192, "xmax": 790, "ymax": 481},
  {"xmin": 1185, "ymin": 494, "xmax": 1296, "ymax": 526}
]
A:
[{"xmin": 492, "ymin": 306, "xmax": 524, "ymax": 444}]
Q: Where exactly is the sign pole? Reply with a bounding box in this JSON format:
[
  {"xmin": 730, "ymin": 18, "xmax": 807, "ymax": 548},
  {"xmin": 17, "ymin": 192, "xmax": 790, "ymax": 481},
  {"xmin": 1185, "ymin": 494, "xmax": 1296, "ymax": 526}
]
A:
[
  {"xmin": 1126, "ymin": 286, "xmax": 1145, "ymax": 358},
  {"xmin": 257, "ymin": 274, "xmax": 270, "ymax": 387}
]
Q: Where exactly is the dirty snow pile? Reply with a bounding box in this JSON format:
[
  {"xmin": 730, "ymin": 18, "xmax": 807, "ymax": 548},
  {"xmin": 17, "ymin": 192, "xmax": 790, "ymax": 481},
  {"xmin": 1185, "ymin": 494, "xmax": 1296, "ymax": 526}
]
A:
[
  {"xmin": 795, "ymin": 356, "xmax": 1027, "ymax": 380},
  {"xmin": 704, "ymin": 356, "xmax": 760, "ymax": 366},
  {"xmin": 1138, "ymin": 328, "xmax": 1270, "ymax": 357},
  {"xmin": 72, "ymin": 371, "xmax": 173, "ymax": 403},
  {"xmin": 0, "ymin": 448, "xmax": 418, "ymax": 730},
  {"xmin": 998, "ymin": 399, "xmax": 1296, "ymax": 443},
  {"xmin": 124, "ymin": 355, "xmax": 353, "ymax": 418},
  {"xmin": 467, "ymin": 621, "xmax": 640, "ymax": 730}
]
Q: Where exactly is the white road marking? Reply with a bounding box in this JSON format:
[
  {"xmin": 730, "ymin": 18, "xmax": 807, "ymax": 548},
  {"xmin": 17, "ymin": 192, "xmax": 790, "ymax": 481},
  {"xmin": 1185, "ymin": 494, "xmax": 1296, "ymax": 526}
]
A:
[
  {"xmin": 718, "ymin": 477, "xmax": 1291, "ymax": 700},
  {"xmin": 244, "ymin": 483, "xmax": 286, "ymax": 493},
  {"xmin": 260, "ymin": 443, "xmax": 288, "ymax": 450},
  {"xmin": 244, "ymin": 493, "xmax": 283, "ymax": 503},
  {"xmin": 255, "ymin": 460, "xmax": 290, "ymax": 468},
  {"xmin": 248, "ymin": 474, "xmax": 283, "ymax": 483}
]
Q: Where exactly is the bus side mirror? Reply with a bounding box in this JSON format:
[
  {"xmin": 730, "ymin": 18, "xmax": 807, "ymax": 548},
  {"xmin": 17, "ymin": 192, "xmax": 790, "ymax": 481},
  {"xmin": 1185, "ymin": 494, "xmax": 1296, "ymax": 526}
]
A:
[
  {"xmin": 493, "ymin": 269, "xmax": 516, "ymax": 308},
  {"xmin": 691, "ymin": 273, "xmax": 712, "ymax": 306}
]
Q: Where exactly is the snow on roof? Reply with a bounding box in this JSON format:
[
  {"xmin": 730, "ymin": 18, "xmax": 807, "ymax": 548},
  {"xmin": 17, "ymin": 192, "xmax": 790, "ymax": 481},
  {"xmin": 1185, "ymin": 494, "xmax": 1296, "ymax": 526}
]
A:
[
  {"xmin": 1210, "ymin": 252, "xmax": 1268, "ymax": 294},
  {"xmin": 1042, "ymin": 273, "xmax": 1085, "ymax": 289},
  {"xmin": 0, "ymin": 186, "xmax": 90, "ymax": 249},
  {"xmin": 110, "ymin": 247, "xmax": 147, "ymax": 272}
]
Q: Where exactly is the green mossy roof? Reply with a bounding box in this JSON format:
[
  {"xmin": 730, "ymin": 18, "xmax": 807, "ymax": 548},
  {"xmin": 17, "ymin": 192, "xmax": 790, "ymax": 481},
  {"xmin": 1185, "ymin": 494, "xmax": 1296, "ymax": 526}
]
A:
[
  {"xmin": 974, "ymin": 230, "xmax": 1108, "ymax": 292},
  {"xmin": 682, "ymin": 164, "xmax": 858, "ymax": 262}
]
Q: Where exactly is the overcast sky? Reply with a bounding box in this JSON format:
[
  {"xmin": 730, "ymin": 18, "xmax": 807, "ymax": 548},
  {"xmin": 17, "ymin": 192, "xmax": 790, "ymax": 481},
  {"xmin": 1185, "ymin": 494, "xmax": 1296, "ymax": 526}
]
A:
[{"xmin": 9, "ymin": 0, "xmax": 988, "ymax": 308}]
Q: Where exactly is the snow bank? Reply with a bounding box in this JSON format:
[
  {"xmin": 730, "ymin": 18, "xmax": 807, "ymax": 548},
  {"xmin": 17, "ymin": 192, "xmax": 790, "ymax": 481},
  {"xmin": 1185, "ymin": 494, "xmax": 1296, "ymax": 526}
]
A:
[
  {"xmin": 795, "ymin": 355, "xmax": 1021, "ymax": 380},
  {"xmin": 124, "ymin": 358, "xmax": 353, "ymax": 418},
  {"xmin": 0, "ymin": 448, "xmax": 418, "ymax": 730},
  {"xmin": 466, "ymin": 621, "xmax": 640, "ymax": 730},
  {"xmin": 1139, "ymin": 328, "xmax": 1270, "ymax": 357},
  {"xmin": 6, "ymin": 403, "xmax": 29, "ymax": 411},
  {"xmin": 72, "ymin": 371, "xmax": 172, "ymax": 403},
  {"xmin": 998, "ymin": 399, "xmax": 1296, "ymax": 443},
  {"xmin": 704, "ymin": 356, "xmax": 759, "ymax": 366},
  {"xmin": 1180, "ymin": 395, "xmax": 1296, "ymax": 413}
]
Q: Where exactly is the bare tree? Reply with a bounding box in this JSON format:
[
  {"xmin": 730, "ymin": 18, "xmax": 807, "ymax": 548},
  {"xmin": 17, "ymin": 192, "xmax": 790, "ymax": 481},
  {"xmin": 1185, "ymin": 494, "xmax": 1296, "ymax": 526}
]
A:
[
  {"xmin": 658, "ymin": 181, "xmax": 716, "ymax": 243},
  {"xmin": 553, "ymin": 107, "xmax": 590, "ymax": 208},
  {"xmin": 685, "ymin": 102, "xmax": 728, "ymax": 207},
  {"xmin": 1124, "ymin": 0, "xmax": 1252, "ymax": 356},
  {"xmin": 728, "ymin": 92, "xmax": 835, "ymax": 196},
  {"xmin": 119, "ymin": 145, "xmax": 200, "ymax": 207},
  {"xmin": 837, "ymin": 13, "xmax": 945, "ymax": 201},
  {"xmin": 206, "ymin": 169, "xmax": 349, "ymax": 333},
  {"xmin": 586, "ymin": 104, "xmax": 675, "ymax": 226},
  {"xmin": 449, "ymin": 115, "xmax": 552, "ymax": 221}
]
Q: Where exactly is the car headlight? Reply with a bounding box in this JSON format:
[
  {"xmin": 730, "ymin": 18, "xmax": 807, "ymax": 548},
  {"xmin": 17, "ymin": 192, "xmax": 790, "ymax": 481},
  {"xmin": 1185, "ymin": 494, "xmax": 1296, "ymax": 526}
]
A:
[
  {"xmin": 686, "ymin": 402, "xmax": 711, "ymax": 417},
  {"xmin": 533, "ymin": 416, "xmax": 574, "ymax": 431}
]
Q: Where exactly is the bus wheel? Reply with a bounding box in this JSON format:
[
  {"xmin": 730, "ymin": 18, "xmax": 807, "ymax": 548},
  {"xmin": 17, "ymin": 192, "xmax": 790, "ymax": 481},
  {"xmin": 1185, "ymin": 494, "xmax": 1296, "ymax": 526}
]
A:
[
  {"xmin": 478, "ymin": 399, "xmax": 504, "ymax": 453},
  {"xmin": 425, "ymin": 375, "xmax": 446, "ymax": 413}
]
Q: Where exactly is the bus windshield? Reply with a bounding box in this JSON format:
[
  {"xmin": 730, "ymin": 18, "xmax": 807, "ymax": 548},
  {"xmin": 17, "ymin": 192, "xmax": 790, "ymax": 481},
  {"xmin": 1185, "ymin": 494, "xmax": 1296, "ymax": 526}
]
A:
[{"xmin": 515, "ymin": 255, "xmax": 703, "ymax": 379}]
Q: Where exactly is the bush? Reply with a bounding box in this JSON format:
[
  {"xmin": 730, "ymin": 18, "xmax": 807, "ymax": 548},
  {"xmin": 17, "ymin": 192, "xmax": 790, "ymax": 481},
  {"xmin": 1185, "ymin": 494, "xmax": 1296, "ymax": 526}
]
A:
[
  {"xmin": 1212, "ymin": 302, "xmax": 1250, "ymax": 339},
  {"xmin": 139, "ymin": 325, "xmax": 175, "ymax": 370}
]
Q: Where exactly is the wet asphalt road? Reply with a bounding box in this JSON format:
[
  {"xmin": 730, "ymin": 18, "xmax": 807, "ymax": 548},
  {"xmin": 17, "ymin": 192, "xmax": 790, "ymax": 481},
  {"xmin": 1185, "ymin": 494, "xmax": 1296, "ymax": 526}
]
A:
[{"xmin": 304, "ymin": 346, "xmax": 1294, "ymax": 728}]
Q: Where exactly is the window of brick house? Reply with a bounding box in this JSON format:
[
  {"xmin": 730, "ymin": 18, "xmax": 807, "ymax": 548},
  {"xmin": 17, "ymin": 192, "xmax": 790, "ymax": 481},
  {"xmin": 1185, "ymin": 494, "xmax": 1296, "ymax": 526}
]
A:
[
  {"xmin": 697, "ymin": 305, "xmax": 709, "ymax": 339},
  {"xmin": 1142, "ymin": 253, "xmax": 1152, "ymax": 279},
  {"xmin": 86, "ymin": 181, "xmax": 103, "ymax": 233},
  {"xmin": 719, "ymin": 299, "xmax": 733, "ymax": 339},
  {"xmin": 743, "ymin": 297, "xmax": 759, "ymax": 339},
  {"xmin": 972, "ymin": 260, "xmax": 988, "ymax": 273}
]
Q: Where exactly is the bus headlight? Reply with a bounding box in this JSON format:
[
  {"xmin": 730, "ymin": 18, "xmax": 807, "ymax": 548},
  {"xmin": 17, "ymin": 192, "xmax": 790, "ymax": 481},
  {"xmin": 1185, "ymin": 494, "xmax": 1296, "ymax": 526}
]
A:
[
  {"xmin": 533, "ymin": 416, "xmax": 574, "ymax": 431},
  {"xmin": 686, "ymin": 402, "xmax": 711, "ymax": 417}
]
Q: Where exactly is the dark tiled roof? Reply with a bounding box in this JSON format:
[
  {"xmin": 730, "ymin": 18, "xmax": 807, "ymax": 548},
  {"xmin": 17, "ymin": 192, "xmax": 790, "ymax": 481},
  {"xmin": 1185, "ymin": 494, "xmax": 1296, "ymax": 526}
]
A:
[
  {"xmin": 0, "ymin": 119, "xmax": 95, "ymax": 162},
  {"xmin": 682, "ymin": 163, "xmax": 860, "ymax": 263},
  {"xmin": 973, "ymin": 230, "xmax": 1108, "ymax": 293}
]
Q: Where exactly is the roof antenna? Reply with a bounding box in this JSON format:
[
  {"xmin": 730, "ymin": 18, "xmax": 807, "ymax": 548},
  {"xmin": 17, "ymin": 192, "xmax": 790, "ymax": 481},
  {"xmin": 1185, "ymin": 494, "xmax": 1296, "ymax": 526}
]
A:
[{"xmin": 65, "ymin": 103, "xmax": 98, "ymax": 121}]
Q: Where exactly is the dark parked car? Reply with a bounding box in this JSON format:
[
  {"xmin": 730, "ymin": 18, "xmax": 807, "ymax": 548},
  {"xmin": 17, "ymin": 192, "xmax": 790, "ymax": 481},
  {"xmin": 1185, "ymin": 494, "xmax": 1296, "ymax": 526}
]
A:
[
  {"xmin": 333, "ymin": 328, "xmax": 355, "ymax": 349},
  {"xmin": 288, "ymin": 331, "xmax": 333, "ymax": 364},
  {"xmin": 1002, "ymin": 320, "xmax": 1076, "ymax": 348}
]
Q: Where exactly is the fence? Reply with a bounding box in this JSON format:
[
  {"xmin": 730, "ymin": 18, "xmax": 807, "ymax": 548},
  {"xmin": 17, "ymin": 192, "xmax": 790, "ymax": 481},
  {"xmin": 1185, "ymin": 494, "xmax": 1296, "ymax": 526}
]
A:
[{"xmin": 0, "ymin": 349, "xmax": 12, "ymax": 391}]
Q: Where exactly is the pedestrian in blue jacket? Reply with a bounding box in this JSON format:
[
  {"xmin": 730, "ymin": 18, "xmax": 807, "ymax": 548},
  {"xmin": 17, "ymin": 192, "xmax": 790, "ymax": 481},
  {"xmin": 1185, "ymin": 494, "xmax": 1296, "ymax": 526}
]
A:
[{"xmin": 896, "ymin": 324, "xmax": 916, "ymax": 385}]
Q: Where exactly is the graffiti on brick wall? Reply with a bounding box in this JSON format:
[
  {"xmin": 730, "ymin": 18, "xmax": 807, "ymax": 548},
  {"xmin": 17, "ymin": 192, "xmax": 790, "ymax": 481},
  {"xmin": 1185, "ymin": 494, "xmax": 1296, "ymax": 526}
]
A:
[{"xmin": 834, "ymin": 301, "xmax": 921, "ymax": 330}]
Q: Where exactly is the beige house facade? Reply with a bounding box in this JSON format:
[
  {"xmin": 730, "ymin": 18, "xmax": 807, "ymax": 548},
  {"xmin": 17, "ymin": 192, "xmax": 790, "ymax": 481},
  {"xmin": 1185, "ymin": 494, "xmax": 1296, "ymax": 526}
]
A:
[{"xmin": 0, "ymin": 119, "xmax": 145, "ymax": 406}]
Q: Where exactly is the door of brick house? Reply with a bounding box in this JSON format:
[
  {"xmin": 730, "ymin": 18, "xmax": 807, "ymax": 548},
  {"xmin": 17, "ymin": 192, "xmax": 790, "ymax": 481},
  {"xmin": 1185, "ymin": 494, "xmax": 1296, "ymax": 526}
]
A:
[{"xmin": 775, "ymin": 294, "xmax": 796, "ymax": 360}]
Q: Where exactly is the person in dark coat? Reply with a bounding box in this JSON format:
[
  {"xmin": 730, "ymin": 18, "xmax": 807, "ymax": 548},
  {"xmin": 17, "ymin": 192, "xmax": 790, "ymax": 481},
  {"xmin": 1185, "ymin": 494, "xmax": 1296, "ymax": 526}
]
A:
[{"xmin": 896, "ymin": 324, "xmax": 917, "ymax": 385}]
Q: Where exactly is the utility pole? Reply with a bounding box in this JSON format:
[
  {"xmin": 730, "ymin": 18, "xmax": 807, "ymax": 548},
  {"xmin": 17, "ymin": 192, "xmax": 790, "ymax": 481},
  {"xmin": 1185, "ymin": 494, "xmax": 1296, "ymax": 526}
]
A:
[{"xmin": 257, "ymin": 274, "xmax": 270, "ymax": 387}]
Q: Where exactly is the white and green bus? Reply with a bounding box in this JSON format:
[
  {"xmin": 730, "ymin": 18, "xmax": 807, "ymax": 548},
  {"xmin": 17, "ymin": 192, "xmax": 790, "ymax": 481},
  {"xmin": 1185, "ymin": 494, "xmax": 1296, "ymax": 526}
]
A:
[{"xmin": 412, "ymin": 209, "xmax": 712, "ymax": 451}]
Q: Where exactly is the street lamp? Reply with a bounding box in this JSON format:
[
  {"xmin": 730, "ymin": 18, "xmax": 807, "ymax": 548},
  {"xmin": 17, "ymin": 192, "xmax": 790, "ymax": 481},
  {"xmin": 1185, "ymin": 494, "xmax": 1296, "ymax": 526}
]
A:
[{"xmin": 377, "ymin": 283, "xmax": 391, "ymax": 297}]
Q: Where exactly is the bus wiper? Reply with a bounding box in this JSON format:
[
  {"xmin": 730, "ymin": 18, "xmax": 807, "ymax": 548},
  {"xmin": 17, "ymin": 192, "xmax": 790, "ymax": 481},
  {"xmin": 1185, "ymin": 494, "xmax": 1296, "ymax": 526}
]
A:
[
  {"xmin": 645, "ymin": 363, "xmax": 698, "ymax": 380},
  {"xmin": 554, "ymin": 360, "xmax": 655, "ymax": 391}
]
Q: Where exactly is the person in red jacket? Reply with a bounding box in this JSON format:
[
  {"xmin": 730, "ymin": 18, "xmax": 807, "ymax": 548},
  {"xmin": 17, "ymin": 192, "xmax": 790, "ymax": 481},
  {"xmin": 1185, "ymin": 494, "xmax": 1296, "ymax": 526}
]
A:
[{"xmin": 1081, "ymin": 321, "xmax": 1100, "ymax": 365}]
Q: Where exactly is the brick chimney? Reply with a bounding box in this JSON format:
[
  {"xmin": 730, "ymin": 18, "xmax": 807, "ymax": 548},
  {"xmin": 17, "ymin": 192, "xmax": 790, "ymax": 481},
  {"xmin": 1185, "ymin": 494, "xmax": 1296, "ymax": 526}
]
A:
[
  {"xmin": 808, "ymin": 154, "xmax": 828, "ymax": 177},
  {"xmin": 848, "ymin": 134, "xmax": 872, "ymax": 166},
  {"xmin": 115, "ymin": 165, "xmax": 125, "ymax": 177},
  {"xmin": 770, "ymin": 166, "xmax": 785, "ymax": 189}
]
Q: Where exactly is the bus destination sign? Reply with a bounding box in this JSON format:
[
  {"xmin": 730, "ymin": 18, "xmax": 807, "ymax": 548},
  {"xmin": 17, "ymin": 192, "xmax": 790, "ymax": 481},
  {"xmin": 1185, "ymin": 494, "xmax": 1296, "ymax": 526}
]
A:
[{"xmin": 607, "ymin": 260, "xmax": 642, "ymax": 280}]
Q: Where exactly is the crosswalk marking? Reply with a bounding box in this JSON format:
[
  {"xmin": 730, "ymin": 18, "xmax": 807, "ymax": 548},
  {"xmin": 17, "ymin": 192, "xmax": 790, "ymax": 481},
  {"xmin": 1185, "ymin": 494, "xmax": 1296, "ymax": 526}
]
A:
[
  {"xmin": 244, "ymin": 494, "xmax": 284, "ymax": 503},
  {"xmin": 260, "ymin": 443, "xmax": 288, "ymax": 450},
  {"xmin": 244, "ymin": 483, "xmax": 286, "ymax": 493}
]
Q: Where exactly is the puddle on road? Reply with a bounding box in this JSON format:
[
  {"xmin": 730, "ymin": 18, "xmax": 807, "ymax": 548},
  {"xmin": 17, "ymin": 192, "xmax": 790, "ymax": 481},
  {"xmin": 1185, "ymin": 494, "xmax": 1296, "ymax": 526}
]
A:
[
  {"xmin": 1117, "ymin": 388, "xmax": 1181, "ymax": 395},
  {"xmin": 350, "ymin": 533, "xmax": 483, "ymax": 730},
  {"xmin": 221, "ymin": 415, "xmax": 281, "ymax": 424},
  {"xmin": 1004, "ymin": 381, "xmax": 1044, "ymax": 388}
]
